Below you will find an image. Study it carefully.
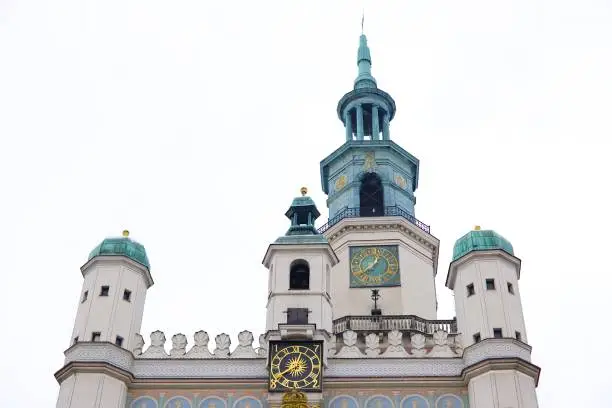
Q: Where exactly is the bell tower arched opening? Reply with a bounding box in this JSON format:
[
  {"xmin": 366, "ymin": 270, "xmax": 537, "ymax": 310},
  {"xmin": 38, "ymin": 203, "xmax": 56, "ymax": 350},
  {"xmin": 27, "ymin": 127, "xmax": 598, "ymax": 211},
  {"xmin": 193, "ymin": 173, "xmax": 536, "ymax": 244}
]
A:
[
  {"xmin": 289, "ymin": 260, "xmax": 310, "ymax": 290},
  {"xmin": 359, "ymin": 173, "xmax": 384, "ymax": 216}
]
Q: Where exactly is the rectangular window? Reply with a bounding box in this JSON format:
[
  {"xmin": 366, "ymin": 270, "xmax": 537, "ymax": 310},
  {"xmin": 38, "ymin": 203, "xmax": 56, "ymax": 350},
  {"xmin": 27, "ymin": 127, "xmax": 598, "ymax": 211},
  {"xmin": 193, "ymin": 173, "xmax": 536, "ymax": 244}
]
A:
[
  {"xmin": 473, "ymin": 333, "xmax": 481, "ymax": 343},
  {"xmin": 91, "ymin": 332, "xmax": 101, "ymax": 342},
  {"xmin": 486, "ymin": 279, "xmax": 496, "ymax": 290},
  {"xmin": 100, "ymin": 286, "xmax": 110, "ymax": 296},
  {"xmin": 81, "ymin": 290, "xmax": 88, "ymax": 303},
  {"xmin": 466, "ymin": 283, "xmax": 475, "ymax": 297},
  {"xmin": 123, "ymin": 289, "xmax": 132, "ymax": 302},
  {"xmin": 493, "ymin": 328, "xmax": 503, "ymax": 338},
  {"xmin": 507, "ymin": 282, "xmax": 514, "ymax": 294},
  {"xmin": 73, "ymin": 336, "xmax": 78, "ymax": 345},
  {"xmin": 515, "ymin": 331, "xmax": 522, "ymax": 341},
  {"xmin": 115, "ymin": 336, "xmax": 124, "ymax": 347},
  {"xmin": 287, "ymin": 308, "xmax": 309, "ymax": 325}
]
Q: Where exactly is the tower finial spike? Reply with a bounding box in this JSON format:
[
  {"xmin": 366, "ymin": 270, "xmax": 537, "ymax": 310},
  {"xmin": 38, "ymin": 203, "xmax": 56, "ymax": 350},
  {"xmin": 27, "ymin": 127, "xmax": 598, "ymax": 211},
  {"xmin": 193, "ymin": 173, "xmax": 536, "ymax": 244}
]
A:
[
  {"xmin": 361, "ymin": 9, "xmax": 365, "ymax": 34},
  {"xmin": 300, "ymin": 187, "xmax": 308, "ymax": 196},
  {"xmin": 122, "ymin": 229, "xmax": 130, "ymax": 237}
]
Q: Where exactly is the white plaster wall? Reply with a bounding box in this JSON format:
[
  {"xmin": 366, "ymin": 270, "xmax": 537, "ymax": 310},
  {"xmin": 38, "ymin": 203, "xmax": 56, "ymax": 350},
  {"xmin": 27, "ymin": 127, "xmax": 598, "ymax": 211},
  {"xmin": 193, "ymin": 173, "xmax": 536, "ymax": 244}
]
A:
[
  {"xmin": 56, "ymin": 372, "xmax": 127, "ymax": 408},
  {"xmin": 72, "ymin": 260, "xmax": 148, "ymax": 351},
  {"xmin": 267, "ymin": 293, "xmax": 333, "ymax": 332},
  {"xmin": 453, "ymin": 255, "xmax": 526, "ymax": 347},
  {"xmin": 265, "ymin": 249, "xmax": 335, "ymax": 332},
  {"xmin": 468, "ymin": 370, "xmax": 539, "ymax": 408},
  {"xmin": 328, "ymin": 228, "xmax": 437, "ymax": 320}
]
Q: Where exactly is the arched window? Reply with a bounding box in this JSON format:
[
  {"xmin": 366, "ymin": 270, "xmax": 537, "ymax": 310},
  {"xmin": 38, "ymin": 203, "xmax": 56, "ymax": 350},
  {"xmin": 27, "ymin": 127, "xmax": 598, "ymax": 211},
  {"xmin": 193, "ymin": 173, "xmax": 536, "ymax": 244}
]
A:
[
  {"xmin": 289, "ymin": 260, "xmax": 310, "ymax": 290},
  {"xmin": 360, "ymin": 173, "xmax": 384, "ymax": 216}
]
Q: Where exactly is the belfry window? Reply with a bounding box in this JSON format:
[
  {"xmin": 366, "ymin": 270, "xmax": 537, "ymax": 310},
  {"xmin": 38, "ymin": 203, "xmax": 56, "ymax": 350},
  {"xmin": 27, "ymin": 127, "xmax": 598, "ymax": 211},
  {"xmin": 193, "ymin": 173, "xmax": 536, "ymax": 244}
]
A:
[
  {"xmin": 359, "ymin": 173, "xmax": 384, "ymax": 216},
  {"xmin": 289, "ymin": 260, "xmax": 310, "ymax": 290}
]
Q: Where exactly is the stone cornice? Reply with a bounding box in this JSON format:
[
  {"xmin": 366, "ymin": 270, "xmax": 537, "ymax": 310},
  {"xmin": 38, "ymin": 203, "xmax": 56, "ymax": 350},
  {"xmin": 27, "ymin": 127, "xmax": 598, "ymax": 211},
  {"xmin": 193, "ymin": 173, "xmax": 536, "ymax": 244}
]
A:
[
  {"xmin": 262, "ymin": 242, "xmax": 339, "ymax": 268},
  {"xmin": 55, "ymin": 361, "xmax": 134, "ymax": 385},
  {"xmin": 81, "ymin": 256, "xmax": 154, "ymax": 288},
  {"xmin": 462, "ymin": 357, "xmax": 541, "ymax": 386},
  {"xmin": 57, "ymin": 338, "xmax": 537, "ymax": 387},
  {"xmin": 324, "ymin": 217, "xmax": 439, "ymax": 272},
  {"xmin": 446, "ymin": 249, "xmax": 522, "ymax": 289}
]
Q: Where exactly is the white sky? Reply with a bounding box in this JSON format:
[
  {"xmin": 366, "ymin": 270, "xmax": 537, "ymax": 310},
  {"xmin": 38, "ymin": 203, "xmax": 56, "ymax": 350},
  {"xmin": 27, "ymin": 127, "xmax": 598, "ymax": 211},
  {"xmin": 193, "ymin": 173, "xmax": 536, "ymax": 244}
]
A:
[{"xmin": 1, "ymin": 0, "xmax": 611, "ymax": 406}]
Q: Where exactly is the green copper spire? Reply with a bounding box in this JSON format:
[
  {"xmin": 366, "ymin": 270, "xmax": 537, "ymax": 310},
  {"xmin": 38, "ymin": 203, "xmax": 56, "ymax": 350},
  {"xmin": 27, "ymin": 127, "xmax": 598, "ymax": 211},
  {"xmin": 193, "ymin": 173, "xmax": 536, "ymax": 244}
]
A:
[{"xmin": 354, "ymin": 34, "xmax": 377, "ymax": 89}]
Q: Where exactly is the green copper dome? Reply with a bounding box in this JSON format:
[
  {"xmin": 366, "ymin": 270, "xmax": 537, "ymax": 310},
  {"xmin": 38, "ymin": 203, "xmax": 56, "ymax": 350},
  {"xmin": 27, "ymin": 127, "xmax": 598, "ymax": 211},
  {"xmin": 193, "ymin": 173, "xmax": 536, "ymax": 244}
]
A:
[
  {"xmin": 452, "ymin": 227, "xmax": 514, "ymax": 261},
  {"xmin": 87, "ymin": 231, "xmax": 150, "ymax": 270}
]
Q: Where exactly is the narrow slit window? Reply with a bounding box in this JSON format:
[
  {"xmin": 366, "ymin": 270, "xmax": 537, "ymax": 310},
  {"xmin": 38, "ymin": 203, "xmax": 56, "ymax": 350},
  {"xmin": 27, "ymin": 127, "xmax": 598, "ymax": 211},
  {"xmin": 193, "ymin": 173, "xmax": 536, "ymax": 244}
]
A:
[
  {"xmin": 91, "ymin": 332, "xmax": 101, "ymax": 342},
  {"xmin": 100, "ymin": 286, "xmax": 110, "ymax": 296},
  {"xmin": 515, "ymin": 331, "xmax": 522, "ymax": 341},
  {"xmin": 123, "ymin": 289, "xmax": 132, "ymax": 302},
  {"xmin": 507, "ymin": 282, "xmax": 514, "ymax": 294},
  {"xmin": 115, "ymin": 336, "xmax": 124, "ymax": 347},
  {"xmin": 81, "ymin": 290, "xmax": 88, "ymax": 303},
  {"xmin": 466, "ymin": 283, "xmax": 475, "ymax": 297},
  {"xmin": 473, "ymin": 333, "xmax": 481, "ymax": 343},
  {"xmin": 493, "ymin": 328, "xmax": 503, "ymax": 338},
  {"xmin": 486, "ymin": 279, "xmax": 495, "ymax": 290}
]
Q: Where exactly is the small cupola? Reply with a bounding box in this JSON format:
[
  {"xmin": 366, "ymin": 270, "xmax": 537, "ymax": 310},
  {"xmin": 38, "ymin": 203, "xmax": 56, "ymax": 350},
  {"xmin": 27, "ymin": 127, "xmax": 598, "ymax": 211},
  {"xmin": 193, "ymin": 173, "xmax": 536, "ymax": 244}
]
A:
[
  {"xmin": 452, "ymin": 226, "xmax": 514, "ymax": 261},
  {"xmin": 87, "ymin": 230, "xmax": 150, "ymax": 270},
  {"xmin": 284, "ymin": 187, "xmax": 321, "ymax": 236}
]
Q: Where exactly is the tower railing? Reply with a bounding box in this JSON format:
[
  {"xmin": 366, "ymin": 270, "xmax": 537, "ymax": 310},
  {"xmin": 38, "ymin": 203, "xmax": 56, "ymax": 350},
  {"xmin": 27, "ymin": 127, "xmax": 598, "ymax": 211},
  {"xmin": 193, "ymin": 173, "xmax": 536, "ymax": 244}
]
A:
[
  {"xmin": 317, "ymin": 205, "xmax": 430, "ymax": 234},
  {"xmin": 332, "ymin": 315, "xmax": 457, "ymax": 335}
]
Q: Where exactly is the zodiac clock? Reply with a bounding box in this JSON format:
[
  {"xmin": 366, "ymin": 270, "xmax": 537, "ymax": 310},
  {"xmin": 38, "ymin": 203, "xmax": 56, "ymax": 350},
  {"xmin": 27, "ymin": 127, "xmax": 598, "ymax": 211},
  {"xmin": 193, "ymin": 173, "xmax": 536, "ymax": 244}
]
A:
[
  {"xmin": 349, "ymin": 245, "xmax": 400, "ymax": 287},
  {"xmin": 268, "ymin": 341, "xmax": 323, "ymax": 392}
]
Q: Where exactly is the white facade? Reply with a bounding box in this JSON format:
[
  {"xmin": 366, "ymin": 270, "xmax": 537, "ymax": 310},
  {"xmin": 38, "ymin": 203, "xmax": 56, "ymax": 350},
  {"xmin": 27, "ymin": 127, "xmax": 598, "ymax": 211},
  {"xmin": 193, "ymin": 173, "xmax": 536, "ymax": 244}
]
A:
[
  {"xmin": 57, "ymin": 255, "xmax": 153, "ymax": 408},
  {"xmin": 325, "ymin": 217, "xmax": 439, "ymax": 320},
  {"xmin": 447, "ymin": 250, "xmax": 528, "ymax": 347},
  {"xmin": 468, "ymin": 371, "xmax": 539, "ymax": 408},
  {"xmin": 70, "ymin": 256, "xmax": 153, "ymax": 351},
  {"xmin": 263, "ymin": 243, "xmax": 338, "ymax": 334}
]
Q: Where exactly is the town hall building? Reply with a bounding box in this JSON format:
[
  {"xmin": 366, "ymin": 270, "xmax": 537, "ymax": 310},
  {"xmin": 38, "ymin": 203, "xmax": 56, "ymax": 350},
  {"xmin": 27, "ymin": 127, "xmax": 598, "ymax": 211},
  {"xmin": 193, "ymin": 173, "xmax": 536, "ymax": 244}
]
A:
[{"xmin": 54, "ymin": 32, "xmax": 541, "ymax": 408}]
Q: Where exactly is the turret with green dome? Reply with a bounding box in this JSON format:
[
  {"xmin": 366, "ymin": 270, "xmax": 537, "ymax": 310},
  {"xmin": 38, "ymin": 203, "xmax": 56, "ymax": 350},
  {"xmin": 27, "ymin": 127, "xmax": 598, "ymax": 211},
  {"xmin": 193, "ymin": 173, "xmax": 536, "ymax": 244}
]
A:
[
  {"xmin": 87, "ymin": 230, "xmax": 150, "ymax": 270},
  {"xmin": 452, "ymin": 226, "xmax": 514, "ymax": 261}
]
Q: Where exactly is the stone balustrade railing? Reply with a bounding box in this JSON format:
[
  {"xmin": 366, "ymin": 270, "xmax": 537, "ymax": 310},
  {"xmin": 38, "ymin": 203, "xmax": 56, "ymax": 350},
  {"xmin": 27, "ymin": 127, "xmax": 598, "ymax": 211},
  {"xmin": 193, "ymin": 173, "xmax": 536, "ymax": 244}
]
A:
[
  {"xmin": 131, "ymin": 327, "xmax": 463, "ymax": 359},
  {"xmin": 333, "ymin": 315, "xmax": 457, "ymax": 335}
]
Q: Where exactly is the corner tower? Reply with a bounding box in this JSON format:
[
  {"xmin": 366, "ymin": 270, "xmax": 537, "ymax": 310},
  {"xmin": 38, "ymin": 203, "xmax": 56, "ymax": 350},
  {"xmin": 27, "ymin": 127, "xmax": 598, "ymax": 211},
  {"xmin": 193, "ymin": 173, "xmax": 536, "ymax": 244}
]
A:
[
  {"xmin": 320, "ymin": 34, "xmax": 439, "ymax": 320},
  {"xmin": 446, "ymin": 227, "xmax": 539, "ymax": 407},
  {"xmin": 55, "ymin": 230, "xmax": 153, "ymax": 408}
]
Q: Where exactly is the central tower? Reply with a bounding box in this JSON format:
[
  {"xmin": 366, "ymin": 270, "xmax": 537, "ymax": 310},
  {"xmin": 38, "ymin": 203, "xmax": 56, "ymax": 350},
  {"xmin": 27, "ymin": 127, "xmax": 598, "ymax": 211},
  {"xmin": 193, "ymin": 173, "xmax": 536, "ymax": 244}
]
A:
[{"xmin": 320, "ymin": 33, "xmax": 439, "ymax": 320}]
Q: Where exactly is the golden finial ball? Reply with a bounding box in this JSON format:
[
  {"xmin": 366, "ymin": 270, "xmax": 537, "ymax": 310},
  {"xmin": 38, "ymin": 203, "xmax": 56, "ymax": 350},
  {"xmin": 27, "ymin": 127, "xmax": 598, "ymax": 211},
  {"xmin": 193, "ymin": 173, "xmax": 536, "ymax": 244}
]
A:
[
  {"xmin": 474, "ymin": 225, "xmax": 481, "ymax": 231},
  {"xmin": 122, "ymin": 229, "xmax": 130, "ymax": 237},
  {"xmin": 300, "ymin": 187, "xmax": 308, "ymax": 196}
]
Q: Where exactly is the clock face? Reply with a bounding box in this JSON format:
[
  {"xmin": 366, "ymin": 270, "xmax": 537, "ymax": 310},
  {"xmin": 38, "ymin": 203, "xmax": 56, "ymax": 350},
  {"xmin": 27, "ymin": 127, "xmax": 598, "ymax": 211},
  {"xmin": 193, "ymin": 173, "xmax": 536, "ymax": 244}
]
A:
[
  {"xmin": 268, "ymin": 341, "xmax": 323, "ymax": 392},
  {"xmin": 349, "ymin": 245, "xmax": 400, "ymax": 287}
]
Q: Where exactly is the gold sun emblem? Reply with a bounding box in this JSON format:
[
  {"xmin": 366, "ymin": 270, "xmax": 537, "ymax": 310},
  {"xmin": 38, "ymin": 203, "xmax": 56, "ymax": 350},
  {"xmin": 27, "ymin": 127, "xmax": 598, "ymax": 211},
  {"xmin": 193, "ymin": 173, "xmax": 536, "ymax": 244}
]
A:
[{"xmin": 286, "ymin": 356, "xmax": 307, "ymax": 377}]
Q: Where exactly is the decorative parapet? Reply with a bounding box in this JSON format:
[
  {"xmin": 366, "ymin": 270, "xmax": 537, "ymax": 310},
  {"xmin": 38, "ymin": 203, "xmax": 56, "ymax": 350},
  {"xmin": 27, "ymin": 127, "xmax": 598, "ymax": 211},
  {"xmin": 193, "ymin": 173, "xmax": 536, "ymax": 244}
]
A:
[
  {"xmin": 134, "ymin": 330, "xmax": 266, "ymax": 359},
  {"xmin": 59, "ymin": 338, "xmax": 537, "ymax": 382},
  {"xmin": 132, "ymin": 326, "xmax": 461, "ymax": 360},
  {"xmin": 331, "ymin": 329, "xmax": 462, "ymax": 358}
]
